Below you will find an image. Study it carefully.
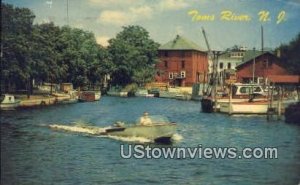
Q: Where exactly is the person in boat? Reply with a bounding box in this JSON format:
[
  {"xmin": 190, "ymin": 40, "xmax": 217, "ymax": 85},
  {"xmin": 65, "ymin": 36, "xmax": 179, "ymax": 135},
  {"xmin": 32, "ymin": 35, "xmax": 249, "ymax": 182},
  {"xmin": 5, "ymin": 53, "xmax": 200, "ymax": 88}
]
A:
[{"xmin": 139, "ymin": 112, "xmax": 152, "ymax": 126}]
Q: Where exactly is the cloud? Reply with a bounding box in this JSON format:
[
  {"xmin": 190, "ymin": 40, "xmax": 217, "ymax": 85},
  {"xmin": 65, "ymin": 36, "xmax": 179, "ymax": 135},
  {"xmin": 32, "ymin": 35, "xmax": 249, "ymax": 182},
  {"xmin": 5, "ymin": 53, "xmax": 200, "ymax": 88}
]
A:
[
  {"xmin": 98, "ymin": 5, "xmax": 153, "ymax": 25},
  {"xmin": 98, "ymin": 10, "xmax": 131, "ymax": 25},
  {"xmin": 96, "ymin": 36, "xmax": 110, "ymax": 47},
  {"xmin": 157, "ymin": 0, "xmax": 190, "ymax": 11},
  {"xmin": 130, "ymin": 6, "xmax": 153, "ymax": 19},
  {"xmin": 88, "ymin": 0, "xmax": 137, "ymax": 7}
]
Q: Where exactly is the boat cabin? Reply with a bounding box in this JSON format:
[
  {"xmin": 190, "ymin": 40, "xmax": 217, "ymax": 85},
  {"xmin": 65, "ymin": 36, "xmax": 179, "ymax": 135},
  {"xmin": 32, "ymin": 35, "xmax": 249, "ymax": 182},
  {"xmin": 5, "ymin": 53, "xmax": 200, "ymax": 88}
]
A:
[
  {"xmin": 0, "ymin": 94, "xmax": 17, "ymax": 104},
  {"xmin": 232, "ymin": 83, "xmax": 265, "ymax": 96}
]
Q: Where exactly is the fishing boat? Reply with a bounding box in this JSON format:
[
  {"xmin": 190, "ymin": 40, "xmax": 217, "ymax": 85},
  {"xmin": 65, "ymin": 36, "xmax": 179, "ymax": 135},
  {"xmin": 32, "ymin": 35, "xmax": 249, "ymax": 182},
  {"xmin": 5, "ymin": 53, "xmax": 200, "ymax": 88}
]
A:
[
  {"xmin": 201, "ymin": 83, "xmax": 268, "ymax": 112},
  {"xmin": 104, "ymin": 115, "xmax": 177, "ymax": 143},
  {"xmin": 0, "ymin": 94, "xmax": 20, "ymax": 110},
  {"xmin": 219, "ymin": 98, "xmax": 298, "ymax": 114},
  {"xmin": 220, "ymin": 100, "xmax": 268, "ymax": 114}
]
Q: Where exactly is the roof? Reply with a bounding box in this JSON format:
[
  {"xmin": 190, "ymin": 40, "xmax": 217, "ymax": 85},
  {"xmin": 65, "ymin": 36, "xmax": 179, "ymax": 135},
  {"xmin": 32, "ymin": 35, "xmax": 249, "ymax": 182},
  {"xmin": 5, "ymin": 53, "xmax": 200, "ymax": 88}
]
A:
[
  {"xmin": 268, "ymin": 75, "xmax": 300, "ymax": 84},
  {"xmin": 159, "ymin": 35, "xmax": 206, "ymax": 52},
  {"xmin": 236, "ymin": 51, "xmax": 275, "ymax": 68}
]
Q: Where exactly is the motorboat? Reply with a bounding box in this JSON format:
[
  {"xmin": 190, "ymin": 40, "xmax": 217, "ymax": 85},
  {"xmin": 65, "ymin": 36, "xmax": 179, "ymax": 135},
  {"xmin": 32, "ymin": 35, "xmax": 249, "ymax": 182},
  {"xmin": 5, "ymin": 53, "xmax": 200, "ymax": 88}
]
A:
[
  {"xmin": 0, "ymin": 94, "xmax": 20, "ymax": 110},
  {"xmin": 104, "ymin": 115, "xmax": 177, "ymax": 144},
  {"xmin": 107, "ymin": 86, "xmax": 128, "ymax": 97},
  {"xmin": 135, "ymin": 89, "xmax": 154, "ymax": 97}
]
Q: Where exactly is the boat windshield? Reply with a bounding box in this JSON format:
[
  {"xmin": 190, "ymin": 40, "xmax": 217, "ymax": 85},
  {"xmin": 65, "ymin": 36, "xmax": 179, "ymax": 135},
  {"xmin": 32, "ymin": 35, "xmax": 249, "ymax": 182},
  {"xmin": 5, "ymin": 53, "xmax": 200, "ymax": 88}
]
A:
[{"xmin": 136, "ymin": 115, "xmax": 170, "ymax": 124}]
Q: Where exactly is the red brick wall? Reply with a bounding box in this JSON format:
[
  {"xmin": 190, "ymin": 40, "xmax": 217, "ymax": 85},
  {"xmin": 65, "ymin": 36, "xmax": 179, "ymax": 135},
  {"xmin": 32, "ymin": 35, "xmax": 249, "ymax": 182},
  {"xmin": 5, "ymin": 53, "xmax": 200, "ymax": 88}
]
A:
[
  {"xmin": 156, "ymin": 50, "xmax": 208, "ymax": 87},
  {"xmin": 236, "ymin": 54, "xmax": 290, "ymax": 82}
]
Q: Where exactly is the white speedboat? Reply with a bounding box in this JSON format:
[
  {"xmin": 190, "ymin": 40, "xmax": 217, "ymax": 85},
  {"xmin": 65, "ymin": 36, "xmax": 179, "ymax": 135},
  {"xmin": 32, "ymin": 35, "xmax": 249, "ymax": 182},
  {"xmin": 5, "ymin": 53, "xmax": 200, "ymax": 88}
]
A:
[
  {"xmin": 104, "ymin": 115, "xmax": 177, "ymax": 143},
  {"xmin": 0, "ymin": 94, "xmax": 20, "ymax": 110},
  {"xmin": 135, "ymin": 89, "xmax": 154, "ymax": 97}
]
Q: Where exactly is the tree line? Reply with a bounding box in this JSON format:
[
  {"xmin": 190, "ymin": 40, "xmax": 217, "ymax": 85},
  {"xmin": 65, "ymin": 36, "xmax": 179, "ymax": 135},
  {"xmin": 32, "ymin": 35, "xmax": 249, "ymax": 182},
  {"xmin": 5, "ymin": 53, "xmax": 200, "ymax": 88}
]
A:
[
  {"xmin": 1, "ymin": 3, "xmax": 299, "ymax": 97},
  {"xmin": 1, "ymin": 3, "xmax": 159, "ymax": 97},
  {"xmin": 278, "ymin": 33, "xmax": 300, "ymax": 75}
]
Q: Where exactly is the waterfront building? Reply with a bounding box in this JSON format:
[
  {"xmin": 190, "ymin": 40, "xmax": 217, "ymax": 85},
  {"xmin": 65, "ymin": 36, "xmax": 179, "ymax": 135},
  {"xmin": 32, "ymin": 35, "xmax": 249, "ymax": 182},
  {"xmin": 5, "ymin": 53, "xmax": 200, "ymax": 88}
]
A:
[
  {"xmin": 236, "ymin": 51, "xmax": 299, "ymax": 84},
  {"xmin": 217, "ymin": 47, "xmax": 247, "ymax": 73},
  {"xmin": 155, "ymin": 35, "xmax": 208, "ymax": 87}
]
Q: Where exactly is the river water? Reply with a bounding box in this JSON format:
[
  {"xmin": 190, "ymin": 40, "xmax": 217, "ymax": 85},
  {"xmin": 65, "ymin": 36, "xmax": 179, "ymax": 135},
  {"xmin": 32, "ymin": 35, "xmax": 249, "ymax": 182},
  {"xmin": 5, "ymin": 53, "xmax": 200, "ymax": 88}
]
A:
[{"xmin": 1, "ymin": 96, "xmax": 300, "ymax": 185}]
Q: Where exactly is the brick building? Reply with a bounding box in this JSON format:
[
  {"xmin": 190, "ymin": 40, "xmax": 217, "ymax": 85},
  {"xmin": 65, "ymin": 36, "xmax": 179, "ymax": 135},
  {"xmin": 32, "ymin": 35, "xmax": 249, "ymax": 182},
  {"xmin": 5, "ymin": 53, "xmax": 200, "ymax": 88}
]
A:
[
  {"xmin": 155, "ymin": 35, "xmax": 208, "ymax": 87},
  {"xmin": 236, "ymin": 51, "xmax": 299, "ymax": 84}
]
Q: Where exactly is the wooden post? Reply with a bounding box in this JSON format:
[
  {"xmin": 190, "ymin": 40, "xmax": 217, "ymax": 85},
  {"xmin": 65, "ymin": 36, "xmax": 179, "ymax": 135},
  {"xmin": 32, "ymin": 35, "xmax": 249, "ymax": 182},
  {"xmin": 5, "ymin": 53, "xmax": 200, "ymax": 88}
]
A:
[
  {"xmin": 268, "ymin": 82, "xmax": 275, "ymax": 121},
  {"xmin": 229, "ymin": 84, "xmax": 232, "ymax": 115},
  {"xmin": 267, "ymin": 82, "xmax": 271, "ymax": 121},
  {"xmin": 277, "ymin": 86, "xmax": 281, "ymax": 120}
]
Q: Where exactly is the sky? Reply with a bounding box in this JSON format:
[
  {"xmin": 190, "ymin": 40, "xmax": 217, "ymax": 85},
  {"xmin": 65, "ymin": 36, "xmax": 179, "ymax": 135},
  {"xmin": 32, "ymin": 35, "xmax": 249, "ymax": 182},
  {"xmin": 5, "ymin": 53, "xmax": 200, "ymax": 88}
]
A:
[{"xmin": 3, "ymin": 0, "xmax": 300, "ymax": 50}]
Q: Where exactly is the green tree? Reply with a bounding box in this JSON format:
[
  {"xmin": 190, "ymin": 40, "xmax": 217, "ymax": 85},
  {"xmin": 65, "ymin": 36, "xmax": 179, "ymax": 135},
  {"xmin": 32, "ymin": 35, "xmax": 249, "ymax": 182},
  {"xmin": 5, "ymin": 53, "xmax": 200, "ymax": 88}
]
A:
[
  {"xmin": 1, "ymin": 3, "xmax": 35, "ymax": 96},
  {"xmin": 108, "ymin": 25, "xmax": 159, "ymax": 86},
  {"xmin": 31, "ymin": 23, "xmax": 65, "ymax": 94},
  {"xmin": 59, "ymin": 26, "xmax": 109, "ymax": 89},
  {"xmin": 1, "ymin": 3, "xmax": 114, "ymax": 95},
  {"xmin": 278, "ymin": 33, "xmax": 300, "ymax": 74}
]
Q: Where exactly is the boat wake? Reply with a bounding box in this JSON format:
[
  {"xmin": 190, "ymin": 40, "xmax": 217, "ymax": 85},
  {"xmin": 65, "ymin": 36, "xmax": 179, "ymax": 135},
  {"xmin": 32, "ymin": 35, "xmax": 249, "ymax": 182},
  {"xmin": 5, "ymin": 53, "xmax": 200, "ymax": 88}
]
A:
[
  {"xmin": 49, "ymin": 124, "xmax": 108, "ymax": 135},
  {"xmin": 48, "ymin": 123, "xmax": 182, "ymax": 144}
]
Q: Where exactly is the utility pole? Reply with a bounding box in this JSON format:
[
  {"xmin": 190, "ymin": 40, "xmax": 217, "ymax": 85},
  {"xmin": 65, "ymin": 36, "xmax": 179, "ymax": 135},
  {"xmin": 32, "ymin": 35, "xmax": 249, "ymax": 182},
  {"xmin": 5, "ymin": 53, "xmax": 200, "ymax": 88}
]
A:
[
  {"xmin": 252, "ymin": 47, "xmax": 256, "ymax": 84},
  {"xmin": 261, "ymin": 25, "xmax": 264, "ymax": 53},
  {"xmin": 66, "ymin": 0, "xmax": 69, "ymax": 25},
  {"xmin": 0, "ymin": 44, "xmax": 3, "ymax": 95}
]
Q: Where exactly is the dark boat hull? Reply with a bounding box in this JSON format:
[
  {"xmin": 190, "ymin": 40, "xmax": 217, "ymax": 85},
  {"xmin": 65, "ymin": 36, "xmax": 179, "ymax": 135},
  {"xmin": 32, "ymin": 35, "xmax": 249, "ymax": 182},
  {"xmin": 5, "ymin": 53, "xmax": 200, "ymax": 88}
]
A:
[{"xmin": 201, "ymin": 98, "xmax": 214, "ymax": 113}]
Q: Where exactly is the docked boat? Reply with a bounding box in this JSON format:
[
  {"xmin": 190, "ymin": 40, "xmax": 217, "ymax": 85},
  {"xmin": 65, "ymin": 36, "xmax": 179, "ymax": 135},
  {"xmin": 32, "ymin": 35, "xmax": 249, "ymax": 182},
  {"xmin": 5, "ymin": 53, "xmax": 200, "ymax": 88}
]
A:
[
  {"xmin": 0, "ymin": 94, "xmax": 20, "ymax": 110},
  {"xmin": 135, "ymin": 89, "xmax": 154, "ymax": 97},
  {"xmin": 79, "ymin": 91, "xmax": 101, "ymax": 102},
  {"xmin": 52, "ymin": 90, "xmax": 79, "ymax": 104},
  {"xmin": 104, "ymin": 115, "xmax": 177, "ymax": 143},
  {"xmin": 220, "ymin": 99, "xmax": 298, "ymax": 114},
  {"xmin": 220, "ymin": 101, "xmax": 269, "ymax": 114},
  {"xmin": 107, "ymin": 86, "xmax": 128, "ymax": 97},
  {"xmin": 201, "ymin": 83, "xmax": 268, "ymax": 113}
]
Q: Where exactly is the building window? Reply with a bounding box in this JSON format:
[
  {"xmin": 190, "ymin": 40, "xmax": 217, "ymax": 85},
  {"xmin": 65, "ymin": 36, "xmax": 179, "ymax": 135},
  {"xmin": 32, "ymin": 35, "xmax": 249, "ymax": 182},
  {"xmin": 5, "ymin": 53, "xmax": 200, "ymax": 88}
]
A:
[
  {"xmin": 164, "ymin": 61, "xmax": 168, "ymax": 68},
  {"xmin": 227, "ymin": 63, "xmax": 231, "ymax": 69},
  {"xmin": 219, "ymin": 62, "xmax": 223, "ymax": 69},
  {"xmin": 169, "ymin": 72, "xmax": 173, "ymax": 79},
  {"xmin": 180, "ymin": 71, "xmax": 186, "ymax": 78},
  {"xmin": 164, "ymin": 51, "xmax": 168, "ymax": 57},
  {"xmin": 181, "ymin": 60, "xmax": 185, "ymax": 69}
]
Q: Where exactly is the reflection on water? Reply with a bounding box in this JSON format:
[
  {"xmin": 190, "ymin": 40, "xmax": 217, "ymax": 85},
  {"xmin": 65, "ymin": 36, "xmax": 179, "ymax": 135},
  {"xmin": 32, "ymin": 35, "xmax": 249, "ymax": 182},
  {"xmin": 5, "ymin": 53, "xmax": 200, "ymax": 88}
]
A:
[{"xmin": 1, "ymin": 96, "xmax": 300, "ymax": 185}]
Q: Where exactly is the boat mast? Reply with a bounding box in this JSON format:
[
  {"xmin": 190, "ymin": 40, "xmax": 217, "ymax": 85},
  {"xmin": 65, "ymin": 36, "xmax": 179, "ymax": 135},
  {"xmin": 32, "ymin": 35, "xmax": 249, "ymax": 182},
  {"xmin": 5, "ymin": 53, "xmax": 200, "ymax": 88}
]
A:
[
  {"xmin": 252, "ymin": 47, "xmax": 256, "ymax": 84},
  {"xmin": 201, "ymin": 27, "xmax": 214, "ymax": 95},
  {"xmin": 261, "ymin": 25, "xmax": 264, "ymax": 53},
  {"xmin": 201, "ymin": 27, "xmax": 211, "ymax": 95}
]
